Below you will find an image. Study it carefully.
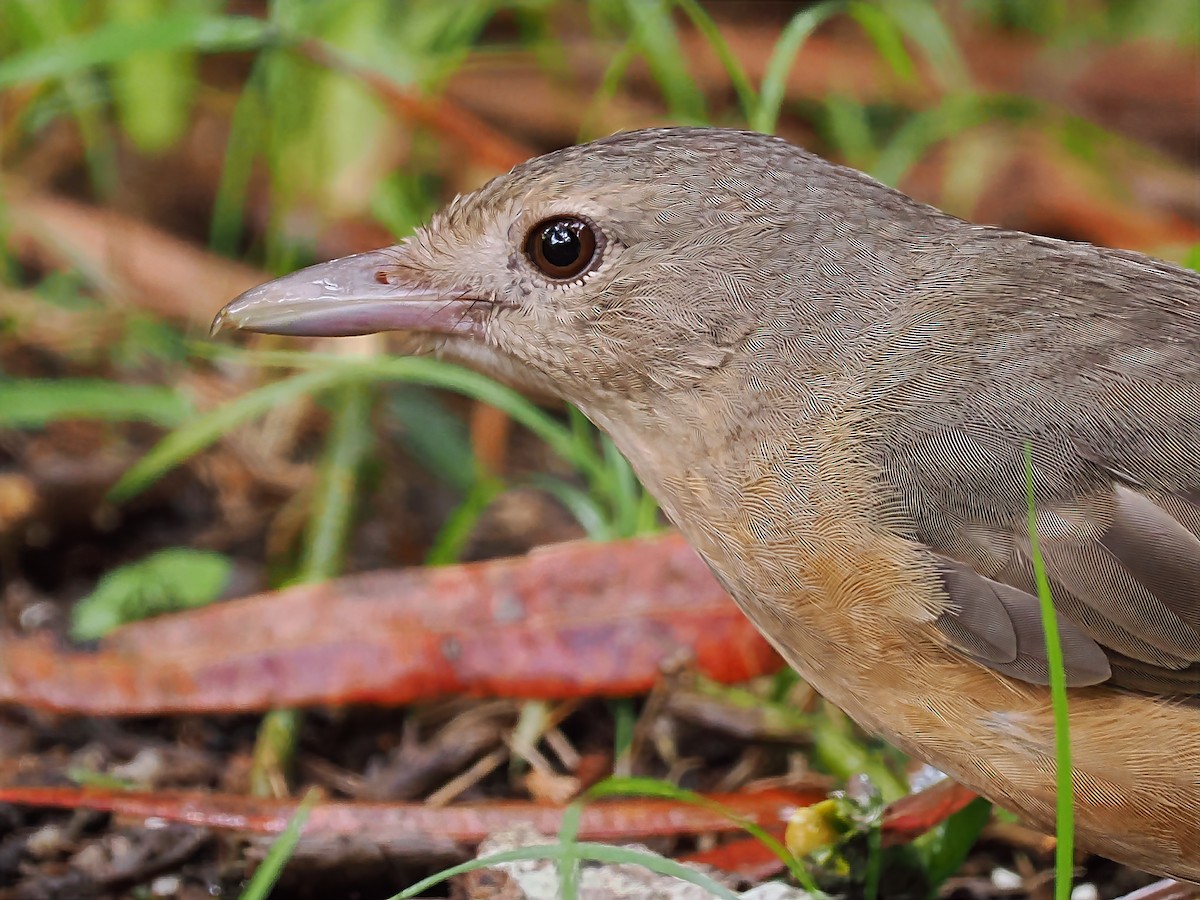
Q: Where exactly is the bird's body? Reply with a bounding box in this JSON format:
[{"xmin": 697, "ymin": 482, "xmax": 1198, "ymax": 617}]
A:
[{"xmin": 215, "ymin": 127, "xmax": 1200, "ymax": 879}]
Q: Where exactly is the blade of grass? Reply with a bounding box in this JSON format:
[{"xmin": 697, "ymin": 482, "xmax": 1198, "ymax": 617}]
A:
[
  {"xmin": 424, "ymin": 475, "xmax": 506, "ymax": 564},
  {"xmin": 863, "ymin": 820, "xmax": 882, "ymax": 900},
  {"xmin": 11, "ymin": 0, "xmax": 118, "ymax": 194},
  {"xmin": 238, "ymin": 788, "xmax": 318, "ymax": 900},
  {"xmin": 297, "ymin": 382, "xmax": 373, "ymax": 582},
  {"xmin": 870, "ymin": 93, "xmax": 1036, "ymax": 188},
  {"xmin": 388, "ymin": 843, "xmax": 742, "ymax": 900},
  {"xmin": 672, "ymin": 0, "xmax": 757, "ymax": 120},
  {"xmin": 194, "ymin": 350, "xmax": 605, "ymax": 480},
  {"xmin": 529, "ymin": 476, "xmax": 615, "ymax": 541},
  {"xmin": 622, "ymin": 0, "xmax": 707, "ymax": 123},
  {"xmin": 249, "ymin": 708, "xmax": 300, "ymax": 799},
  {"xmin": 209, "ymin": 55, "xmax": 270, "ymax": 257},
  {"xmin": 579, "ymin": 36, "xmax": 636, "ymax": 140},
  {"xmin": 919, "ymin": 796, "xmax": 993, "ymax": 889},
  {"xmin": 108, "ymin": 366, "xmax": 355, "ymax": 501},
  {"xmin": 0, "ymin": 12, "xmax": 275, "ymax": 88},
  {"xmin": 752, "ymin": 0, "xmax": 843, "ymax": 134},
  {"xmin": 109, "ymin": 0, "xmax": 198, "ymax": 153},
  {"xmin": 848, "ymin": 1, "xmax": 916, "ymax": 84},
  {"xmin": 1024, "ymin": 443, "xmax": 1074, "ymax": 900},
  {"xmin": 556, "ymin": 800, "xmax": 584, "ymax": 900},
  {"xmin": 587, "ymin": 776, "xmax": 821, "ymax": 894},
  {"xmin": 250, "ymin": 380, "xmax": 375, "ymax": 798},
  {"xmin": 0, "ymin": 379, "xmax": 191, "ymax": 428},
  {"xmin": 877, "ymin": 0, "xmax": 968, "ymax": 91}
]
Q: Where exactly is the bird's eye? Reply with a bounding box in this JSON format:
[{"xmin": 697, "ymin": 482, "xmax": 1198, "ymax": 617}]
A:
[{"xmin": 525, "ymin": 217, "xmax": 598, "ymax": 281}]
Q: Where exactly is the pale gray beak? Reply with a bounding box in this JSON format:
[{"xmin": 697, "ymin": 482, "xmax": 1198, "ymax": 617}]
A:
[{"xmin": 211, "ymin": 249, "xmax": 484, "ymax": 338}]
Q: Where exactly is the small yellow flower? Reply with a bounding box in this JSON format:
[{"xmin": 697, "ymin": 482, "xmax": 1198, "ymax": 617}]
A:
[{"xmin": 785, "ymin": 799, "xmax": 840, "ymax": 857}]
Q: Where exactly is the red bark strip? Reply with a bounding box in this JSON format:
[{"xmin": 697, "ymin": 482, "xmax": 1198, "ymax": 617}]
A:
[
  {"xmin": 0, "ymin": 785, "xmax": 822, "ymax": 844},
  {"xmin": 678, "ymin": 832, "xmax": 790, "ymax": 881},
  {"xmin": 880, "ymin": 778, "xmax": 979, "ymax": 846},
  {"xmin": 0, "ymin": 535, "xmax": 781, "ymax": 716}
]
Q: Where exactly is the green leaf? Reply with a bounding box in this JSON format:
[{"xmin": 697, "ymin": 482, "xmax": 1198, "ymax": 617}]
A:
[
  {"xmin": 0, "ymin": 379, "xmax": 191, "ymax": 428},
  {"xmin": 0, "ymin": 12, "xmax": 275, "ymax": 88},
  {"xmin": 921, "ymin": 797, "xmax": 992, "ymax": 889},
  {"xmin": 70, "ymin": 548, "xmax": 232, "ymax": 641}
]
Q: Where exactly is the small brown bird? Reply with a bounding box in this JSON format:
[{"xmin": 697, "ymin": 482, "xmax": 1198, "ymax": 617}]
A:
[{"xmin": 214, "ymin": 128, "xmax": 1200, "ymax": 880}]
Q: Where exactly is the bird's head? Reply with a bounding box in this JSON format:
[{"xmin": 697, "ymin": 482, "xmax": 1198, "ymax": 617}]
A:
[{"xmin": 214, "ymin": 127, "xmax": 916, "ymax": 418}]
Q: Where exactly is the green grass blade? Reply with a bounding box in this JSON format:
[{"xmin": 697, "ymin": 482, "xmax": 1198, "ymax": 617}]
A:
[
  {"xmin": 672, "ymin": 0, "xmax": 757, "ymax": 119},
  {"xmin": 878, "ymin": 0, "xmax": 968, "ymax": 90},
  {"xmin": 870, "ymin": 93, "xmax": 1035, "ymax": 188},
  {"xmin": 1024, "ymin": 444, "xmax": 1074, "ymax": 900},
  {"xmin": 920, "ymin": 796, "xmax": 993, "ymax": 889},
  {"xmin": 109, "ymin": 0, "xmax": 199, "ymax": 153},
  {"xmin": 108, "ymin": 366, "xmax": 353, "ymax": 501},
  {"xmin": 586, "ymin": 776, "xmax": 820, "ymax": 892},
  {"xmin": 623, "ymin": 0, "xmax": 707, "ymax": 122},
  {"xmin": 529, "ymin": 476, "xmax": 616, "ymax": 541},
  {"xmin": 209, "ymin": 55, "xmax": 270, "ymax": 257},
  {"xmin": 238, "ymin": 788, "xmax": 318, "ymax": 900},
  {"xmin": 848, "ymin": 2, "xmax": 916, "ymax": 84},
  {"xmin": 0, "ymin": 13, "xmax": 276, "ymax": 88},
  {"xmin": 388, "ymin": 843, "xmax": 741, "ymax": 900},
  {"xmin": 556, "ymin": 801, "xmax": 584, "ymax": 900},
  {"xmin": 113, "ymin": 353, "xmax": 600, "ymax": 502},
  {"xmin": 863, "ymin": 820, "xmax": 882, "ymax": 900},
  {"xmin": 10, "ymin": 0, "xmax": 119, "ymax": 194},
  {"xmin": 298, "ymin": 383, "xmax": 374, "ymax": 582},
  {"xmin": 752, "ymin": 0, "xmax": 843, "ymax": 134},
  {"xmin": 212, "ymin": 350, "xmax": 599, "ymax": 478},
  {"xmin": 0, "ymin": 379, "xmax": 191, "ymax": 428},
  {"xmin": 424, "ymin": 476, "xmax": 506, "ymax": 565}
]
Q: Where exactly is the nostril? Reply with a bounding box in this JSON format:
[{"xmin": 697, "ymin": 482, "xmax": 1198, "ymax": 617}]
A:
[{"xmin": 375, "ymin": 270, "xmax": 390, "ymax": 285}]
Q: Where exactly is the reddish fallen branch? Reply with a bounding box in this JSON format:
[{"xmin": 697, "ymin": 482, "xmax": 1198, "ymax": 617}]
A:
[
  {"xmin": 0, "ymin": 785, "xmax": 822, "ymax": 847},
  {"xmin": 0, "ymin": 534, "xmax": 781, "ymax": 716},
  {"xmin": 680, "ymin": 832, "xmax": 791, "ymax": 881},
  {"xmin": 3, "ymin": 183, "xmax": 266, "ymax": 330}
]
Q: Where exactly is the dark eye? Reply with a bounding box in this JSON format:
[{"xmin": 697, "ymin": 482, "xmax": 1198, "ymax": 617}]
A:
[{"xmin": 525, "ymin": 217, "xmax": 598, "ymax": 280}]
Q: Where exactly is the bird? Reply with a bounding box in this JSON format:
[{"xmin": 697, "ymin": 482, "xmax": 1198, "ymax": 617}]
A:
[{"xmin": 213, "ymin": 127, "xmax": 1200, "ymax": 880}]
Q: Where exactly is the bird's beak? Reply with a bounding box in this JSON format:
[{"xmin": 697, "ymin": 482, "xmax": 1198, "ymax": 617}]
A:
[{"xmin": 210, "ymin": 249, "xmax": 483, "ymax": 339}]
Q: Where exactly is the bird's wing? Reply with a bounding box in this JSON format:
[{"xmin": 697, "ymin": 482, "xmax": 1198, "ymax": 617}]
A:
[
  {"xmin": 876, "ymin": 233, "xmax": 1200, "ymax": 697},
  {"xmin": 924, "ymin": 483, "xmax": 1200, "ymax": 695}
]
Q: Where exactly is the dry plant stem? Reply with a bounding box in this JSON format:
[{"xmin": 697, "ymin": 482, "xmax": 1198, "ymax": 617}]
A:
[{"xmin": 3, "ymin": 182, "xmax": 264, "ymax": 328}]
